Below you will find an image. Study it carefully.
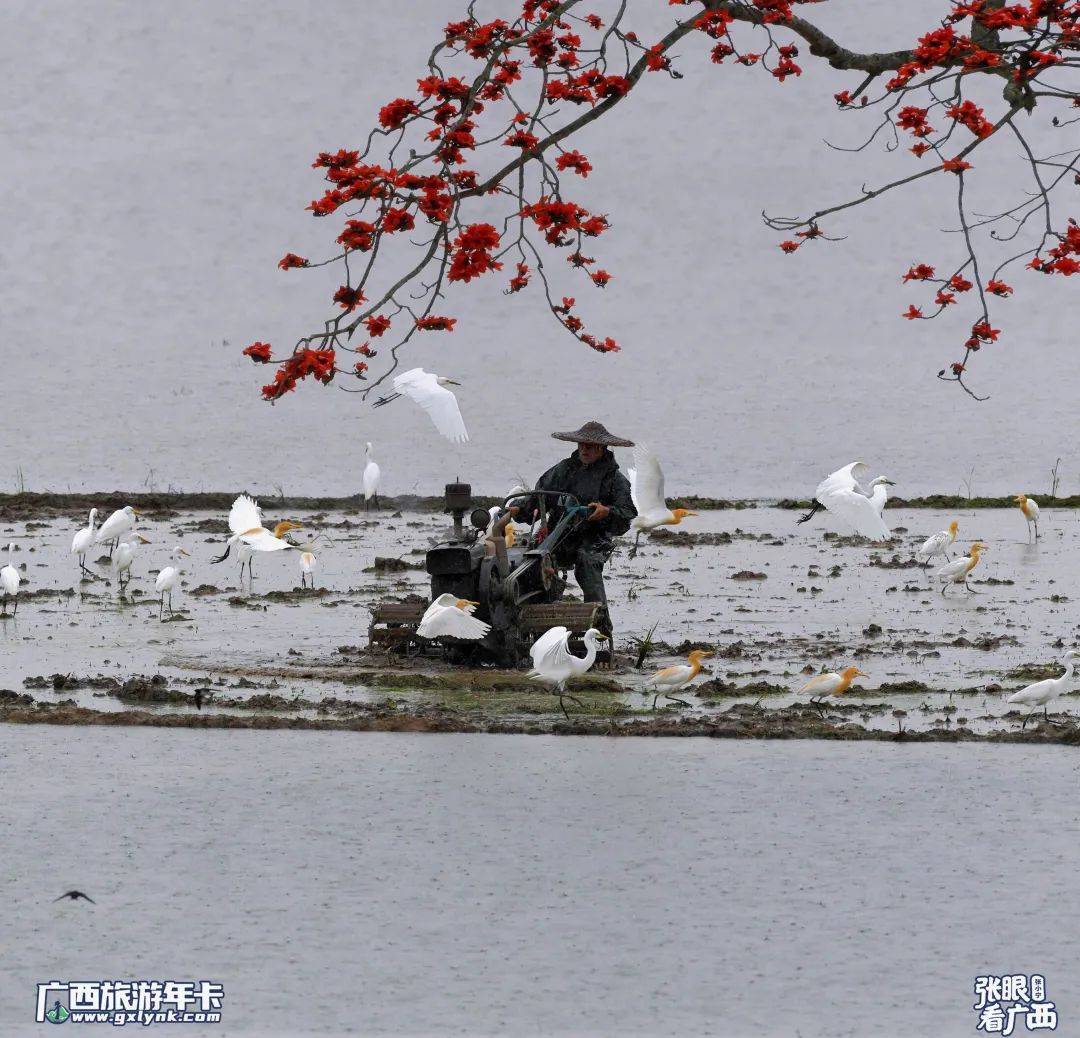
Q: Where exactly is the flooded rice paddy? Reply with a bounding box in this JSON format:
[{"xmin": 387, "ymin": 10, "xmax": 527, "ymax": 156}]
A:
[{"xmin": 2, "ymin": 499, "xmax": 1079, "ymax": 740}]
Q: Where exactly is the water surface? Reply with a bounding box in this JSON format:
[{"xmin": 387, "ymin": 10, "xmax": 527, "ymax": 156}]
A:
[{"xmin": 3, "ymin": 730, "xmax": 1077, "ymax": 1036}]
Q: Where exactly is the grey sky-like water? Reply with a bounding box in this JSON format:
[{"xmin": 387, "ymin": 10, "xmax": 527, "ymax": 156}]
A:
[
  {"xmin": 3, "ymin": 2, "xmax": 1076, "ymax": 499},
  {"xmin": 4, "ymin": 729, "xmax": 1079, "ymax": 1037}
]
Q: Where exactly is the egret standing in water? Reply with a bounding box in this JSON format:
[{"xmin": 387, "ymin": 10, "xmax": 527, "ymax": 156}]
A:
[
  {"xmin": 798, "ymin": 462, "xmax": 894, "ymax": 540},
  {"xmin": 1014, "ymin": 494, "xmax": 1040, "ymax": 541},
  {"xmin": 527, "ymin": 626, "xmax": 608, "ymax": 718},
  {"xmin": 373, "ymin": 368, "xmax": 468, "ymax": 443},
  {"xmin": 113, "ymin": 534, "xmax": 151, "ymax": 591},
  {"xmin": 645, "ymin": 648, "xmax": 714, "ymax": 709},
  {"xmin": 934, "ymin": 542, "xmax": 987, "ymax": 595},
  {"xmin": 155, "ymin": 546, "xmax": 190, "ymax": 618},
  {"xmin": 416, "ymin": 594, "xmax": 490, "ymax": 640},
  {"xmin": 362, "ymin": 443, "xmax": 381, "ymax": 510},
  {"xmin": 626, "ymin": 445, "xmax": 698, "ymax": 559},
  {"xmin": 916, "ymin": 520, "xmax": 959, "ymax": 567},
  {"xmin": 799, "ymin": 666, "xmax": 868, "ymax": 712},
  {"xmin": 1006, "ymin": 650, "xmax": 1080, "ymax": 728},
  {"xmin": 71, "ymin": 509, "xmax": 99, "ymax": 577},
  {"xmin": 0, "ymin": 543, "xmax": 20, "ymax": 616},
  {"xmin": 95, "ymin": 505, "xmax": 141, "ymax": 557}
]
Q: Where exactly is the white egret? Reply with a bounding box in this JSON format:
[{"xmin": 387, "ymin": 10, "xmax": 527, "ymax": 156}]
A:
[
  {"xmin": 299, "ymin": 550, "xmax": 317, "ymax": 589},
  {"xmin": 799, "ymin": 666, "xmax": 868, "ymax": 711},
  {"xmin": 626, "ymin": 445, "xmax": 698, "ymax": 559},
  {"xmin": 527, "ymin": 626, "xmax": 608, "ymax": 718},
  {"xmin": 95, "ymin": 505, "xmax": 141, "ymax": 556},
  {"xmin": 374, "ymin": 367, "xmax": 468, "ymax": 443},
  {"xmin": 934, "ymin": 542, "xmax": 987, "ymax": 596},
  {"xmin": 798, "ymin": 462, "xmax": 895, "ymax": 540},
  {"xmin": 71, "ymin": 509, "xmax": 100, "ymax": 577},
  {"xmin": 916, "ymin": 520, "xmax": 959, "ymax": 567},
  {"xmin": 0, "ymin": 543, "xmax": 20, "ymax": 616},
  {"xmin": 645, "ymin": 648, "xmax": 714, "ymax": 709},
  {"xmin": 113, "ymin": 534, "xmax": 151, "ymax": 591},
  {"xmin": 416, "ymin": 593, "xmax": 491, "ymax": 640},
  {"xmin": 362, "ymin": 442, "xmax": 381, "ymax": 509},
  {"xmin": 1006, "ymin": 650, "xmax": 1080, "ymax": 728},
  {"xmin": 236, "ymin": 541, "xmax": 254, "ymax": 585},
  {"xmin": 155, "ymin": 545, "xmax": 190, "ymax": 618},
  {"xmin": 1014, "ymin": 494, "xmax": 1040, "ymax": 541},
  {"xmin": 212, "ymin": 495, "xmax": 302, "ymax": 575}
]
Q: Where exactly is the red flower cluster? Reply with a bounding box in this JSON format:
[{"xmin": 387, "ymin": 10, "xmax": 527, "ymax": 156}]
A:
[
  {"xmin": 243, "ymin": 342, "xmax": 272, "ymax": 363},
  {"xmin": 520, "ymin": 197, "xmax": 607, "ymax": 245},
  {"xmin": 333, "ymin": 285, "xmax": 366, "ymax": 312},
  {"xmin": 897, "ymin": 106, "xmax": 933, "ymax": 138},
  {"xmin": 507, "ymin": 262, "xmax": 530, "ymax": 293},
  {"xmin": 416, "ymin": 315, "xmax": 457, "ymax": 331},
  {"xmin": 887, "ymin": 26, "xmax": 1002, "ymax": 91},
  {"xmin": 556, "ymin": 150, "xmax": 592, "ymax": 177},
  {"xmin": 986, "ymin": 279, "xmax": 1013, "ymax": 297},
  {"xmin": 941, "ymin": 156, "xmax": 973, "ymax": 174},
  {"xmin": 277, "ymin": 253, "xmax": 308, "ymax": 270},
  {"xmin": 449, "ymin": 223, "xmax": 502, "ymax": 283},
  {"xmin": 378, "ymin": 98, "xmax": 419, "ymax": 129},
  {"xmin": 1030, "ymin": 221, "xmax": 1080, "ymax": 276},
  {"xmin": 966, "ymin": 321, "xmax": 1000, "ymax": 349},
  {"xmin": 946, "ymin": 100, "xmax": 993, "ymax": 139},
  {"xmin": 503, "ymin": 129, "xmax": 540, "ymax": 149},
  {"xmin": 338, "ymin": 220, "xmax": 377, "ymax": 252},
  {"xmin": 261, "ymin": 348, "xmax": 337, "ymax": 401},
  {"xmin": 365, "ymin": 315, "xmax": 392, "ymax": 337},
  {"xmin": 902, "ymin": 263, "xmax": 935, "ymax": 282}
]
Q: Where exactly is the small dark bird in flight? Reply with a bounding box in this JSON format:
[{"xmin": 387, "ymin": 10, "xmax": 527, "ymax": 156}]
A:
[{"xmin": 54, "ymin": 890, "xmax": 95, "ymax": 903}]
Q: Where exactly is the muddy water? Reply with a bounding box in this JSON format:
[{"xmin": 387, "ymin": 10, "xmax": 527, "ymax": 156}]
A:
[
  {"xmin": 2, "ymin": 729, "xmax": 1076, "ymax": 1037},
  {"xmin": 2, "ymin": 504, "xmax": 1079, "ymax": 734}
]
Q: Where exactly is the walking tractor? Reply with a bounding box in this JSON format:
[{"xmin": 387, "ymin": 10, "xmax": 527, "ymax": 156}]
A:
[{"xmin": 369, "ymin": 482, "xmax": 613, "ymax": 667}]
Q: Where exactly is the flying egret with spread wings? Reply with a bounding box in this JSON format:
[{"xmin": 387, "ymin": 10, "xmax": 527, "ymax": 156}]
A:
[
  {"xmin": 528, "ymin": 626, "xmax": 608, "ymax": 718},
  {"xmin": 212, "ymin": 495, "xmax": 301, "ymax": 569},
  {"xmin": 626, "ymin": 445, "xmax": 698, "ymax": 559},
  {"xmin": 798, "ymin": 462, "xmax": 894, "ymax": 540},
  {"xmin": 416, "ymin": 593, "xmax": 491, "ymax": 640},
  {"xmin": 374, "ymin": 368, "xmax": 468, "ymax": 443}
]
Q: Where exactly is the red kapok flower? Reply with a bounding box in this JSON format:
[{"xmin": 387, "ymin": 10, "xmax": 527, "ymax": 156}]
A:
[
  {"xmin": 986, "ymin": 279, "xmax": 1013, "ymax": 297},
  {"xmin": 277, "ymin": 253, "xmax": 308, "ymax": 271},
  {"xmin": 902, "ymin": 263, "xmax": 935, "ymax": 282},
  {"xmin": 243, "ymin": 342, "xmax": 272, "ymax": 363},
  {"xmin": 365, "ymin": 315, "xmax": 392, "ymax": 338},
  {"xmin": 902, "ymin": 305, "xmax": 924, "ymax": 320},
  {"xmin": 416, "ymin": 315, "xmax": 457, "ymax": 331},
  {"xmin": 941, "ymin": 156, "xmax": 973, "ymax": 174}
]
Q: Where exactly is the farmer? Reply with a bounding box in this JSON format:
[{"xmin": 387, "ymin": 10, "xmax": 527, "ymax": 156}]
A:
[{"xmin": 516, "ymin": 421, "xmax": 637, "ymax": 604}]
